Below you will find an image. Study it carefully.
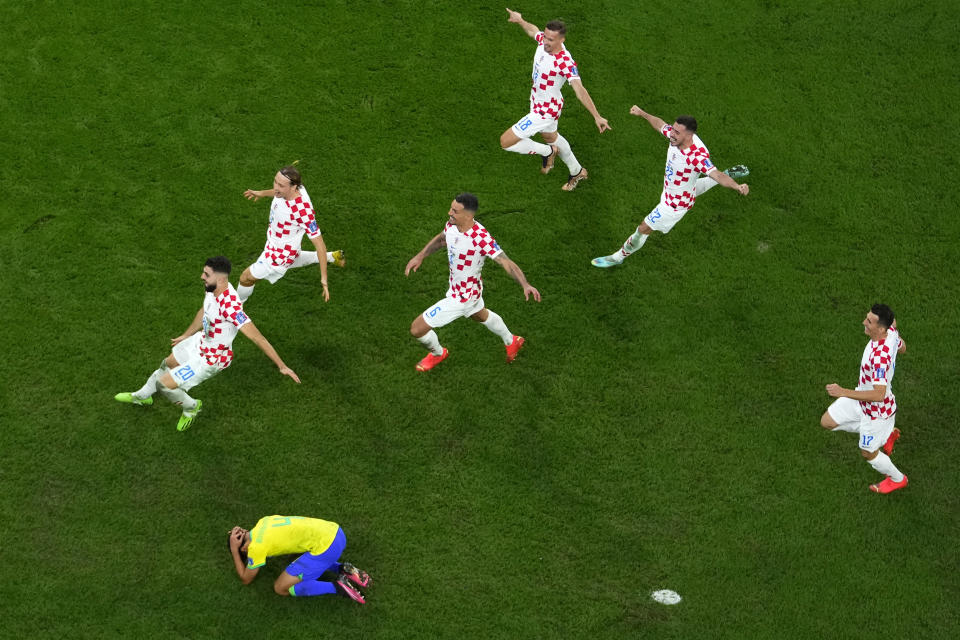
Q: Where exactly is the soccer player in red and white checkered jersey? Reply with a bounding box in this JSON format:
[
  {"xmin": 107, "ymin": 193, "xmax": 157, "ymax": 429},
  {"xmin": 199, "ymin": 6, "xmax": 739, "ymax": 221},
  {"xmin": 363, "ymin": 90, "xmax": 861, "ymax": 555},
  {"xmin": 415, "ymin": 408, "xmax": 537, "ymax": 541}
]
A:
[
  {"xmin": 404, "ymin": 193, "xmax": 541, "ymax": 372},
  {"xmin": 500, "ymin": 9, "xmax": 610, "ymax": 191},
  {"xmin": 591, "ymin": 107, "xmax": 750, "ymax": 268},
  {"xmin": 821, "ymin": 304, "xmax": 908, "ymax": 494},
  {"xmin": 114, "ymin": 257, "xmax": 300, "ymax": 431},
  {"xmin": 237, "ymin": 166, "xmax": 343, "ymax": 303}
]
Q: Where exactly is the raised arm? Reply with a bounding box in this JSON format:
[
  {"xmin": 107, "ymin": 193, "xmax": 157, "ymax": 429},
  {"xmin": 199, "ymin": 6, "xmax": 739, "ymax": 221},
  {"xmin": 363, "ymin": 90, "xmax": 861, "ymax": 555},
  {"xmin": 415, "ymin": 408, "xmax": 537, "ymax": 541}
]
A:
[
  {"xmin": 571, "ymin": 81, "xmax": 610, "ymax": 133},
  {"xmin": 171, "ymin": 308, "xmax": 204, "ymax": 346},
  {"xmin": 494, "ymin": 252, "xmax": 541, "ymax": 301},
  {"xmin": 239, "ymin": 321, "xmax": 301, "ymax": 383},
  {"xmin": 405, "ymin": 232, "xmax": 447, "ymax": 276},
  {"xmin": 506, "ymin": 8, "xmax": 540, "ymax": 39},
  {"xmin": 629, "ymin": 105, "xmax": 668, "ymax": 133}
]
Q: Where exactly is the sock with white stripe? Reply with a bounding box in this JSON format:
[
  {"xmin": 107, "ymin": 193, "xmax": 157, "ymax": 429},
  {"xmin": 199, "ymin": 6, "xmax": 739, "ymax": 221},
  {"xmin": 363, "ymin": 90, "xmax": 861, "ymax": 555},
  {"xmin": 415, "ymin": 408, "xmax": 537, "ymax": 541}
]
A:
[
  {"xmin": 134, "ymin": 368, "xmax": 165, "ymax": 399},
  {"xmin": 159, "ymin": 385, "xmax": 198, "ymax": 412},
  {"xmin": 237, "ymin": 285, "xmax": 255, "ymax": 302},
  {"xmin": 619, "ymin": 228, "xmax": 649, "ymax": 259}
]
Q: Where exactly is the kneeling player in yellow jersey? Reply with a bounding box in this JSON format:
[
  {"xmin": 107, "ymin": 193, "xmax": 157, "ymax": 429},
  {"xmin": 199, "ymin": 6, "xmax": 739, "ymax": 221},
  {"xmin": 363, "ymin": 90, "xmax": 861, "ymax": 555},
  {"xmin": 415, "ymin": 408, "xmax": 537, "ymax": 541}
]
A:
[{"xmin": 228, "ymin": 515, "xmax": 371, "ymax": 603}]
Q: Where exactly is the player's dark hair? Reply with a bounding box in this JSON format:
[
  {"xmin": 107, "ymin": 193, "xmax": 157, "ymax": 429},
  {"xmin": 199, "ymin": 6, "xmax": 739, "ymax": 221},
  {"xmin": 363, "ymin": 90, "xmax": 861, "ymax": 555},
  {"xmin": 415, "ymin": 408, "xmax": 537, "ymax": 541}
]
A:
[
  {"xmin": 675, "ymin": 115, "xmax": 698, "ymax": 133},
  {"xmin": 871, "ymin": 303, "xmax": 895, "ymax": 329},
  {"xmin": 455, "ymin": 192, "xmax": 479, "ymax": 213},
  {"xmin": 279, "ymin": 165, "xmax": 302, "ymax": 187},
  {"xmin": 205, "ymin": 256, "xmax": 232, "ymax": 275},
  {"xmin": 545, "ymin": 20, "xmax": 566, "ymax": 35}
]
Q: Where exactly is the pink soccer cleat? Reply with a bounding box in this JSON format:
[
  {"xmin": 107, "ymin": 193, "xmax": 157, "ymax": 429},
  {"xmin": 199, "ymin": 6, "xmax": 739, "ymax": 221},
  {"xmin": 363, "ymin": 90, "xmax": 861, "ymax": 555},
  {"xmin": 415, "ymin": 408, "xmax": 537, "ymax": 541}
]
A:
[
  {"xmin": 416, "ymin": 348, "xmax": 449, "ymax": 372},
  {"xmin": 870, "ymin": 475, "xmax": 908, "ymax": 494},
  {"xmin": 340, "ymin": 563, "xmax": 371, "ymax": 589},
  {"xmin": 505, "ymin": 336, "xmax": 526, "ymax": 363},
  {"xmin": 883, "ymin": 428, "xmax": 901, "ymax": 456},
  {"xmin": 335, "ymin": 575, "xmax": 366, "ymax": 604}
]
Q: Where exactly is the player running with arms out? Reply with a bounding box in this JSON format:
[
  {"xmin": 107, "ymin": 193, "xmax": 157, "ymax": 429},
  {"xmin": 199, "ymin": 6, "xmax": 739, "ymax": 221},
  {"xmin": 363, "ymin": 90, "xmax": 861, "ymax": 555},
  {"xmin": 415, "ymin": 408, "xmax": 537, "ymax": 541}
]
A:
[
  {"xmin": 501, "ymin": 9, "xmax": 611, "ymax": 191},
  {"xmin": 114, "ymin": 256, "xmax": 300, "ymax": 431},
  {"xmin": 228, "ymin": 515, "xmax": 372, "ymax": 603},
  {"xmin": 591, "ymin": 106, "xmax": 750, "ymax": 268},
  {"xmin": 237, "ymin": 165, "xmax": 344, "ymax": 303},
  {"xmin": 405, "ymin": 193, "xmax": 541, "ymax": 372},
  {"xmin": 821, "ymin": 304, "xmax": 908, "ymax": 494}
]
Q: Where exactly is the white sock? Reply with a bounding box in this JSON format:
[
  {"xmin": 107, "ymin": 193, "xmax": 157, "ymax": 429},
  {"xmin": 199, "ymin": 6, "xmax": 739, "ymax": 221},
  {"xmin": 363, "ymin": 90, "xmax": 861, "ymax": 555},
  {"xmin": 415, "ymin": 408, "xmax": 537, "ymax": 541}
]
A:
[
  {"xmin": 554, "ymin": 134, "xmax": 582, "ymax": 175},
  {"xmin": 868, "ymin": 452, "xmax": 904, "ymax": 482},
  {"xmin": 291, "ymin": 251, "xmax": 320, "ymax": 268},
  {"xmin": 695, "ymin": 176, "xmax": 718, "ymax": 196},
  {"xmin": 159, "ymin": 385, "xmax": 198, "ymax": 412},
  {"xmin": 237, "ymin": 284, "xmax": 255, "ymax": 302},
  {"xmin": 417, "ymin": 330, "xmax": 444, "ymax": 356},
  {"xmin": 506, "ymin": 139, "xmax": 552, "ymax": 156},
  {"xmin": 482, "ymin": 311, "xmax": 513, "ymax": 345},
  {"xmin": 134, "ymin": 368, "xmax": 165, "ymax": 399},
  {"xmin": 618, "ymin": 228, "xmax": 649, "ymax": 259}
]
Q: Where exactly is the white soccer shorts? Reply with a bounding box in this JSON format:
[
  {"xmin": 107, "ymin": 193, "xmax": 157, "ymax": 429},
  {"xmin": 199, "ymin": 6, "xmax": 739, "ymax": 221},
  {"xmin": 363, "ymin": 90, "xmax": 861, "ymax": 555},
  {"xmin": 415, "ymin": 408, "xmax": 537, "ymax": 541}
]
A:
[
  {"xmin": 421, "ymin": 296, "xmax": 485, "ymax": 329},
  {"xmin": 511, "ymin": 111, "xmax": 559, "ymax": 138},
  {"xmin": 170, "ymin": 332, "xmax": 221, "ymax": 391},
  {"xmin": 644, "ymin": 199, "xmax": 690, "ymax": 234},
  {"xmin": 827, "ymin": 396, "xmax": 896, "ymax": 453}
]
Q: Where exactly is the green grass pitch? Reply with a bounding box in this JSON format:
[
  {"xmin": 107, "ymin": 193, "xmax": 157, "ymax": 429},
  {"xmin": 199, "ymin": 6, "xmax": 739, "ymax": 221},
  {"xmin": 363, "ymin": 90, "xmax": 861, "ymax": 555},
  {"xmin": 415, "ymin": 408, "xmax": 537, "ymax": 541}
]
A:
[{"xmin": 2, "ymin": 1, "xmax": 958, "ymax": 637}]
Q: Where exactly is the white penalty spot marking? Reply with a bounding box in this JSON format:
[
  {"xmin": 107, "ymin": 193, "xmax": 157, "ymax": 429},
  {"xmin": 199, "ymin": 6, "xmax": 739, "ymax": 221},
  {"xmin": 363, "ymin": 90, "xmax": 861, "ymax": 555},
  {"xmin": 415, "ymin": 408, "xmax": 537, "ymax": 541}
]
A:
[{"xmin": 651, "ymin": 589, "xmax": 682, "ymax": 605}]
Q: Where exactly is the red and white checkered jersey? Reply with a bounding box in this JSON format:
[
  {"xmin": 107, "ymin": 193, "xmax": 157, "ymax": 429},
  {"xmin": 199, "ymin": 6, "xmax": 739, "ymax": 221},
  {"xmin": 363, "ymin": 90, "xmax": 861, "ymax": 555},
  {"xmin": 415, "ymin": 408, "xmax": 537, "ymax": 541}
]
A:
[
  {"xmin": 198, "ymin": 284, "xmax": 250, "ymax": 369},
  {"xmin": 444, "ymin": 221, "xmax": 503, "ymax": 303},
  {"xmin": 857, "ymin": 327, "xmax": 902, "ymax": 419},
  {"xmin": 660, "ymin": 125, "xmax": 716, "ymax": 210},
  {"xmin": 528, "ymin": 32, "xmax": 580, "ymax": 120},
  {"xmin": 262, "ymin": 186, "xmax": 322, "ymax": 268}
]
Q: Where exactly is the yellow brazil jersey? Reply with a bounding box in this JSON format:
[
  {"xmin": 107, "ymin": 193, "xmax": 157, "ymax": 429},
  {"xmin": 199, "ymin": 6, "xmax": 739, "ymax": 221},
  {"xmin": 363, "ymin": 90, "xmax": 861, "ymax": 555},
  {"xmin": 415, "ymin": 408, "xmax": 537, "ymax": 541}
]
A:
[{"xmin": 246, "ymin": 515, "xmax": 340, "ymax": 569}]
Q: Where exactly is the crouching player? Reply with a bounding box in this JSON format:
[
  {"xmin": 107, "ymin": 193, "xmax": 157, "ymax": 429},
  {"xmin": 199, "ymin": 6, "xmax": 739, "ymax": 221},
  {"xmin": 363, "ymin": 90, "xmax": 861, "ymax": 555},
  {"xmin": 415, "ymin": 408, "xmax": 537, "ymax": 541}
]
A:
[
  {"xmin": 228, "ymin": 515, "xmax": 371, "ymax": 603},
  {"xmin": 114, "ymin": 256, "xmax": 300, "ymax": 431}
]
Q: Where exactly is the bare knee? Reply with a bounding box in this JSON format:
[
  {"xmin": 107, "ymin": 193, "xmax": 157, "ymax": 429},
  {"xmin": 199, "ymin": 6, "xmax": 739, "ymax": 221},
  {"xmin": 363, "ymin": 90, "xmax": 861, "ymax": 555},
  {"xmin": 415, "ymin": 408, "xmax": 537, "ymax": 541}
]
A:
[
  {"xmin": 274, "ymin": 582, "xmax": 291, "ymax": 596},
  {"xmin": 861, "ymin": 449, "xmax": 878, "ymax": 460},
  {"xmin": 820, "ymin": 412, "xmax": 837, "ymax": 429},
  {"xmin": 541, "ymin": 131, "xmax": 558, "ymax": 144},
  {"xmin": 410, "ymin": 317, "xmax": 429, "ymax": 338},
  {"xmin": 239, "ymin": 268, "xmax": 257, "ymax": 287},
  {"xmin": 500, "ymin": 130, "xmax": 520, "ymax": 149},
  {"xmin": 164, "ymin": 354, "xmax": 180, "ymax": 369}
]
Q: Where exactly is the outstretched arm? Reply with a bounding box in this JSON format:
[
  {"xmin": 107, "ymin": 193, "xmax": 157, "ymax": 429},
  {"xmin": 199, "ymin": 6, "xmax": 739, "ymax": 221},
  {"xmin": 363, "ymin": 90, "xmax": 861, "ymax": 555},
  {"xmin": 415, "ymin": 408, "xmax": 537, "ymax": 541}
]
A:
[
  {"xmin": 171, "ymin": 308, "xmax": 204, "ymax": 346},
  {"xmin": 239, "ymin": 321, "xmax": 301, "ymax": 383},
  {"xmin": 629, "ymin": 105, "xmax": 668, "ymax": 133},
  {"xmin": 706, "ymin": 168, "xmax": 749, "ymax": 196},
  {"xmin": 506, "ymin": 8, "xmax": 540, "ymax": 39},
  {"xmin": 308, "ymin": 234, "xmax": 330, "ymax": 302},
  {"xmin": 405, "ymin": 232, "xmax": 447, "ymax": 276},
  {"xmin": 494, "ymin": 253, "xmax": 541, "ymax": 301},
  {"xmin": 571, "ymin": 81, "xmax": 610, "ymax": 133},
  {"xmin": 243, "ymin": 188, "xmax": 274, "ymax": 202}
]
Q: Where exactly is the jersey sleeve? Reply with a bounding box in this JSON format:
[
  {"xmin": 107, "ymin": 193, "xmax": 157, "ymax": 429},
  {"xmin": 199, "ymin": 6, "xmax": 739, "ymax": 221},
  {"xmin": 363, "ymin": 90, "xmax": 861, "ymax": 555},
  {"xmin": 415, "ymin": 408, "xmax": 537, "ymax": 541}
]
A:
[
  {"xmin": 476, "ymin": 232, "xmax": 502, "ymax": 259},
  {"xmin": 688, "ymin": 150, "xmax": 715, "ymax": 173},
  {"xmin": 246, "ymin": 542, "xmax": 267, "ymax": 570},
  {"xmin": 661, "ymin": 124, "xmax": 673, "ymax": 139},
  {"xmin": 869, "ymin": 344, "xmax": 893, "ymax": 385},
  {"xmin": 221, "ymin": 296, "xmax": 251, "ymax": 328},
  {"xmin": 557, "ymin": 51, "xmax": 580, "ymax": 80},
  {"xmin": 290, "ymin": 199, "xmax": 321, "ymax": 239},
  {"xmin": 535, "ymin": 31, "xmax": 544, "ymax": 45}
]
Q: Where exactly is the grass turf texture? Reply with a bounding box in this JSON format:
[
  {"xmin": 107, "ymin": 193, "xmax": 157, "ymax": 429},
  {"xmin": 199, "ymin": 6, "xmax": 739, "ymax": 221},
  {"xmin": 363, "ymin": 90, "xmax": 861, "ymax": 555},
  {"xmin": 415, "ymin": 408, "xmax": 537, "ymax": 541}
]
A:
[{"xmin": 2, "ymin": 0, "xmax": 958, "ymax": 637}]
